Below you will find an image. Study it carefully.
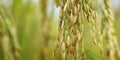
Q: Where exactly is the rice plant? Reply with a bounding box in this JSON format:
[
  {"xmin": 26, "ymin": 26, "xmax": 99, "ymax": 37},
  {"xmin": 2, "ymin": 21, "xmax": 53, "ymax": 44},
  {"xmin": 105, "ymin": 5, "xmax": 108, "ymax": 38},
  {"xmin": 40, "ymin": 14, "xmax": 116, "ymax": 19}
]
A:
[
  {"xmin": 0, "ymin": 4, "xmax": 20, "ymax": 60},
  {"xmin": 53, "ymin": 0, "xmax": 120, "ymax": 60},
  {"xmin": 0, "ymin": 0, "xmax": 120, "ymax": 60}
]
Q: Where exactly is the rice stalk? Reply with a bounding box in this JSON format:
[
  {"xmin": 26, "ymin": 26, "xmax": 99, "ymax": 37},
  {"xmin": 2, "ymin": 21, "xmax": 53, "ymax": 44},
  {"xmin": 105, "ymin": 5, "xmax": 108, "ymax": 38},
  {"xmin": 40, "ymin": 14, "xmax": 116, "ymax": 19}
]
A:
[
  {"xmin": 0, "ymin": 4, "xmax": 20, "ymax": 60},
  {"xmin": 53, "ymin": 0, "xmax": 120, "ymax": 60},
  {"xmin": 53, "ymin": 0, "xmax": 86, "ymax": 60},
  {"xmin": 102, "ymin": 0, "xmax": 120, "ymax": 60},
  {"xmin": 82, "ymin": 0, "xmax": 99, "ymax": 45}
]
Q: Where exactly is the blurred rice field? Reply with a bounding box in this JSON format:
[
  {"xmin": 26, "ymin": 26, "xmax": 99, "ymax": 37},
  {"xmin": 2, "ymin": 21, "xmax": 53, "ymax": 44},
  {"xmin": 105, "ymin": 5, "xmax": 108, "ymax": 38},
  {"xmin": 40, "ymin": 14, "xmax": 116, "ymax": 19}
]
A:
[{"xmin": 0, "ymin": 0, "xmax": 120, "ymax": 60}]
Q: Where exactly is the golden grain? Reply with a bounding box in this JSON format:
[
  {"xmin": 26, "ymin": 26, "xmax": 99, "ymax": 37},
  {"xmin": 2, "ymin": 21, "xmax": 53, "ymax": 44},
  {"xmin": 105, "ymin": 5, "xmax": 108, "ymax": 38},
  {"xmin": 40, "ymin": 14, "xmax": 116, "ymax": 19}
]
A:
[
  {"xmin": 103, "ymin": 0, "xmax": 120, "ymax": 60},
  {"xmin": 53, "ymin": 0, "xmax": 120, "ymax": 60}
]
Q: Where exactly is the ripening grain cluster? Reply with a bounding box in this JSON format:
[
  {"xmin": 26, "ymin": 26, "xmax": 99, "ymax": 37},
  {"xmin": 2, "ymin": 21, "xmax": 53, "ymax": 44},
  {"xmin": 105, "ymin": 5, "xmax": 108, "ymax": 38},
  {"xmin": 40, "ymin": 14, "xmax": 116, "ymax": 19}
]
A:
[{"xmin": 53, "ymin": 0, "xmax": 120, "ymax": 60}]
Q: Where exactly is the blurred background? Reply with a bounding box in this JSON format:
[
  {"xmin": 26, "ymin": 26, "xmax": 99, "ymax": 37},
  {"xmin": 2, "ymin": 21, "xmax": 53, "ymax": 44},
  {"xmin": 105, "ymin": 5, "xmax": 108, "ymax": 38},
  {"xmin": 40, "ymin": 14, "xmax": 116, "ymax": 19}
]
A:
[{"xmin": 0, "ymin": 0, "xmax": 120, "ymax": 60}]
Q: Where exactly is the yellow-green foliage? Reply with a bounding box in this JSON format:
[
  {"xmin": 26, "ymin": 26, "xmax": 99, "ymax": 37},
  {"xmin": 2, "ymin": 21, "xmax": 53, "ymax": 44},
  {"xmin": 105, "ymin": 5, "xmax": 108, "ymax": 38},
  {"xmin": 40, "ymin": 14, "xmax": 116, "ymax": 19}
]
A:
[{"xmin": 0, "ymin": 4, "xmax": 20, "ymax": 60}]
